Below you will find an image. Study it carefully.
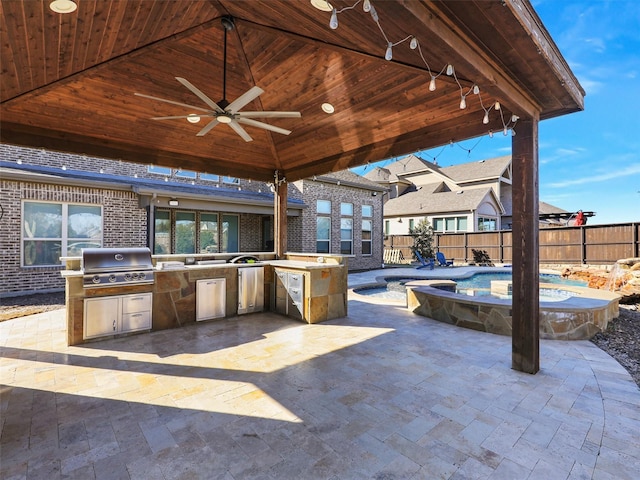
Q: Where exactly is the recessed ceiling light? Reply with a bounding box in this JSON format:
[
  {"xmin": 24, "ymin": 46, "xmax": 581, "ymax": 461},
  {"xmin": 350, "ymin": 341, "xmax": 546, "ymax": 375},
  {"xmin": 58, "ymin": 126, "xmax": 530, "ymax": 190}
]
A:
[
  {"xmin": 321, "ymin": 103, "xmax": 335, "ymax": 114},
  {"xmin": 49, "ymin": 0, "xmax": 77, "ymax": 14},
  {"xmin": 187, "ymin": 114, "xmax": 201, "ymax": 124},
  {"xmin": 311, "ymin": 0, "xmax": 333, "ymax": 12}
]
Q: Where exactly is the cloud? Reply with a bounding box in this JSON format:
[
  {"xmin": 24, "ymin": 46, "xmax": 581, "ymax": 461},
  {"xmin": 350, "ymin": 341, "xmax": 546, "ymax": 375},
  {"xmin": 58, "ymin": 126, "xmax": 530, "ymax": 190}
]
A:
[{"xmin": 549, "ymin": 162, "xmax": 640, "ymax": 188}]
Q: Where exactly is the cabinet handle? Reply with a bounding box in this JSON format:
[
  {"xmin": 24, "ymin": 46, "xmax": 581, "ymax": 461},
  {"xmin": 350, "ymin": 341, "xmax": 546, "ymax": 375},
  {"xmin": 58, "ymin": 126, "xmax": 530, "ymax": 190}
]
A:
[
  {"xmin": 130, "ymin": 297, "xmax": 145, "ymax": 301},
  {"xmin": 131, "ymin": 314, "xmax": 142, "ymax": 318},
  {"xmin": 113, "ymin": 319, "xmax": 117, "ymax": 331}
]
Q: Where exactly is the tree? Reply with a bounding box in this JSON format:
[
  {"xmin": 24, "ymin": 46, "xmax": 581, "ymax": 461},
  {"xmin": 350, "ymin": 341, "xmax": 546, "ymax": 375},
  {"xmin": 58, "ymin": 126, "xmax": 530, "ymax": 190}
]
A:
[{"xmin": 409, "ymin": 219, "xmax": 434, "ymax": 260}]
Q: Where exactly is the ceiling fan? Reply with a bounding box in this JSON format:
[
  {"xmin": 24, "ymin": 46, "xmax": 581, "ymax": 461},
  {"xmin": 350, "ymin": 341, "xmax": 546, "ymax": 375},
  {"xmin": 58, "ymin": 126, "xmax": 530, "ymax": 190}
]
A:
[{"xmin": 134, "ymin": 16, "xmax": 301, "ymax": 142}]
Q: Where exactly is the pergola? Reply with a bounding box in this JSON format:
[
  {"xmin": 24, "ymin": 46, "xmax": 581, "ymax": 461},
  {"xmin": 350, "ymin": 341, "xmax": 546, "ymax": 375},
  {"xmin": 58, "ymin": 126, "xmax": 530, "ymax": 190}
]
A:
[{"xmin": 0, "ymin": 0, "xmax": 584, "ymax": 373}]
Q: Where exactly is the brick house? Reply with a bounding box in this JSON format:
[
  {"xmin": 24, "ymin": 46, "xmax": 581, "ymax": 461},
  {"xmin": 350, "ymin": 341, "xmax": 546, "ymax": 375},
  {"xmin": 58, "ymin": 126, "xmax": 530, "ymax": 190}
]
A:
[{"xmin": 0, "ymin": 144, "xmax": 384, "ymax": 296}]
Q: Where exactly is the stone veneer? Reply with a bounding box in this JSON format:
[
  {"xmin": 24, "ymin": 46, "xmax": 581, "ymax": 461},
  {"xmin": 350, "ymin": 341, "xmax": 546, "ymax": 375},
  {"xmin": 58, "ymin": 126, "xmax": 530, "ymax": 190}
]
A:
[
  {"xmin": 404, "ymin": 280, "xmax": 620, "ymax": 340},
  {"xmin": 63, "ymin": 252, "xmax": 348, "ymax": 345}
]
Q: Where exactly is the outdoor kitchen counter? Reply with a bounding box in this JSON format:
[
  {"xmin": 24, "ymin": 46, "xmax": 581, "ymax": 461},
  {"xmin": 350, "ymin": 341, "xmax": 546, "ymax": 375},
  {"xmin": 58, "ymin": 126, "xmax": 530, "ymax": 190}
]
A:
[{"xmin": 62, "ymin": 253, "xmax": 348, "ymax": 345}]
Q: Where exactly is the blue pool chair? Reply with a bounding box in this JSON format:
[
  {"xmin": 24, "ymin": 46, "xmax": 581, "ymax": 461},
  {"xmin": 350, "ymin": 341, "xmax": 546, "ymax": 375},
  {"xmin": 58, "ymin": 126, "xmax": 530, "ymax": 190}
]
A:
[
  {"xmin": 414, "ymin": 251, "xmax": 435, "ymax": 270},
  {"xmin": 436, "ymin": 252, "xmax": 454, "ymax": 267}
]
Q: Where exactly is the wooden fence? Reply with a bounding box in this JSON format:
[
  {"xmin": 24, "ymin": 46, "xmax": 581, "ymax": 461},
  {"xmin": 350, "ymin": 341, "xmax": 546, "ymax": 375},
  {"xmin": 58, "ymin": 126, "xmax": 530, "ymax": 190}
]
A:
[{"xmin": 384, "ymin": 222, "xmax": 640, "ymax": 265}]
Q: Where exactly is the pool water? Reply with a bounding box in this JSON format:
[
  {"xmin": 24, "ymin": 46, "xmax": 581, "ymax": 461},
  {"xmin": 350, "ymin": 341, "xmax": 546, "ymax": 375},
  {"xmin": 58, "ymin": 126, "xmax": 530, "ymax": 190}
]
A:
[{"xmin": 356, "ymin": 272, "xmax": 587, "ymax": 302}]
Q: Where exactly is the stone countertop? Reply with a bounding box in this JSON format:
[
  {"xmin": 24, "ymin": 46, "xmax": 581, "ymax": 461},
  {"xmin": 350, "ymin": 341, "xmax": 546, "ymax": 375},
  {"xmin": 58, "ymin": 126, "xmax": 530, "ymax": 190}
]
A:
[{"xmin": 61, "ymin": 259, "xmax": 342, "ymax": 277}]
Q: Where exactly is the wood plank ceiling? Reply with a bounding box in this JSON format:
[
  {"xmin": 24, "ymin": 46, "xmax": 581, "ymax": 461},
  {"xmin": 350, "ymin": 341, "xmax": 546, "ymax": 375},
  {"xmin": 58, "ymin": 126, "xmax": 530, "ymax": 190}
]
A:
[{"xmin": 0, "ymin": 0, "xmax": 584, "ymax": 182}]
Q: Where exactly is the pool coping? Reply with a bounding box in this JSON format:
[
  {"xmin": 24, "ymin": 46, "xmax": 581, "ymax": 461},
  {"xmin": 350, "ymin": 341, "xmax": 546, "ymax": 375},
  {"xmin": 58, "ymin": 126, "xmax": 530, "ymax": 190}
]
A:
[{"xmin": 348, "ymin": 267, "xmax": 622, "ymax": 339}]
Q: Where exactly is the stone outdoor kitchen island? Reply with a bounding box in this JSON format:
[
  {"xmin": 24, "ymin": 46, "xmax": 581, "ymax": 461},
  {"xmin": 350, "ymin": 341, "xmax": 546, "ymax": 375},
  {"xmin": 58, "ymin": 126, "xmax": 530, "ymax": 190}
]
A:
[{"xmin": 62, "ymin": 252, "xmax": 347, "ymax": 346}]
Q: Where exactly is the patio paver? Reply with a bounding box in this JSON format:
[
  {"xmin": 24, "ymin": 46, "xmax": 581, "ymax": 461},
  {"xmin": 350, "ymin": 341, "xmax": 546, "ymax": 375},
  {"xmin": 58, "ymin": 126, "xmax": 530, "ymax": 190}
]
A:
[{"xmin": 1, "ymin": 271, "xmax": 639, "ymax": 479}]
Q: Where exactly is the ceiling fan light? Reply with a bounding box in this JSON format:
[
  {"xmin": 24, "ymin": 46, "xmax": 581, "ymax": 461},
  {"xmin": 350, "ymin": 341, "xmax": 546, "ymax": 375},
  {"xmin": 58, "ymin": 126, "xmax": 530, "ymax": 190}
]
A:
[
  {"xmin": 217, "ymin": 115, "xmax": 233, "ymax": 124},
  {"xmin": 49, "ymin": 0, "xmax": 77, "ymax": 13},
  {"xmin": 311, "ymin": 0, "xmax": 333, "ymax": 12},
  {"xmin": 187, "ymin": 114, "xmax": 201, "ymax": 124}
]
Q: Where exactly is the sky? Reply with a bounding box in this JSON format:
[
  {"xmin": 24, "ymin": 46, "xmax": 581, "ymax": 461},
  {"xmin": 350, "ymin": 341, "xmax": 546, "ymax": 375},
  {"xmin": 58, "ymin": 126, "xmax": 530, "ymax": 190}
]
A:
[{"xmin": 353, "ymin": 0, "xmax": 640, "ymax": 225}]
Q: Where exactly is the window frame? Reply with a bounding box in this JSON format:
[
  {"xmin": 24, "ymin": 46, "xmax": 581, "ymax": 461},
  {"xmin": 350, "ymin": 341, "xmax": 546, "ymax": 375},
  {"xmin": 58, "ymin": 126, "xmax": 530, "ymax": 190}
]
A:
[{"xmin": 22, "ymin": 200, "xmax": 103, "ymax": 267}]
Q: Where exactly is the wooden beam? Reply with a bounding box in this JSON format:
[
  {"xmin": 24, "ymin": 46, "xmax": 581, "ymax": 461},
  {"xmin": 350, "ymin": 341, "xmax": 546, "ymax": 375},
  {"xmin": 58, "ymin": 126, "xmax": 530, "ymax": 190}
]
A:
[
  {"xmin": 511, "ymin": 116, "xmax": 540, "ymax": 374},
  {"xmin": 274, "ymin": 177, "xmax": 287, "ymax": 259},
  {"xmin": 402, "ymin": 0, "xmax": 539, "ymax": 118}
]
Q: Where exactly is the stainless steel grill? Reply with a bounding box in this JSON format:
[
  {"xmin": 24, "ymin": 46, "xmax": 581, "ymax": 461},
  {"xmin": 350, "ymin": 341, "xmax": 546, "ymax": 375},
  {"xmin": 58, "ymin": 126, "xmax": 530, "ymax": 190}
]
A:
[{"xmin": 82, "ymin": 247, "xmax": 154, "ymax": 288}]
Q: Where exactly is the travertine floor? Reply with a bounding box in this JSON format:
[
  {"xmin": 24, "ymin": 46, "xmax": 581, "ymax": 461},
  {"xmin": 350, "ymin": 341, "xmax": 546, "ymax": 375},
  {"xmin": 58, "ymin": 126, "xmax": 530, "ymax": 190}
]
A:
[{"xmin": 1, "ymin": 274, "xmax": 639, "ymax": 479}]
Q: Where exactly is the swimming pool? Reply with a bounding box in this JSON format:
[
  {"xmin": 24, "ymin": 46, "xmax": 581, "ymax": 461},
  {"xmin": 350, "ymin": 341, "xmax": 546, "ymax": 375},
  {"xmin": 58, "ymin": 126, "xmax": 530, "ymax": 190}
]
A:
[{"xmin": 355, "ymin": 272, "xmax": 586, "ymax": 301}]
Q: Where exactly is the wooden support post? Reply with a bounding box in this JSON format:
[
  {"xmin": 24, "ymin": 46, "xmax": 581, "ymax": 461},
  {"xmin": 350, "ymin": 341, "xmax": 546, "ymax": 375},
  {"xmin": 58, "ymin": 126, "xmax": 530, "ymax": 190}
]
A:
[
  {"xmin": 511, "ymin": 116, "xmax": 540, "ymax": 374},
  {"xmin": 274, "ymin": 178, "xmax": 288, "ymax": 259}
]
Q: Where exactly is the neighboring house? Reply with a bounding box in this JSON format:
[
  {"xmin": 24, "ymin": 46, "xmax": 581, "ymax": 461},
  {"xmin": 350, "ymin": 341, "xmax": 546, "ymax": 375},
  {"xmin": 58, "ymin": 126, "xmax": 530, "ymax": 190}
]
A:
[
  {"xmin": 365, "ymin": 154, "xmax": 574, "ymax": 234},
  {"xmin": 1, "ymin": 144, "xmax": 383, "ymax": 296}
]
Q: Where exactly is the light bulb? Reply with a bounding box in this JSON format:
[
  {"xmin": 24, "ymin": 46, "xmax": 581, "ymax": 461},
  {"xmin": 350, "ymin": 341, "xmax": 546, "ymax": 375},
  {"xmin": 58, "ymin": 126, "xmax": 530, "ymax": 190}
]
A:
[
  {"xmin": 511, "ymin": 129, "xmax": 516, "ymax": 137},
  {"xmin": 330, "ymin": 8, "xmax": 338, "ymax": 29},
  {"xmin": 494, "ymin": 101, "xmax": 501, "ymax": 110},
  {"xmin": 459, "ymin": 96, "xmax": 466, "ymax": 109},
  {"xmin": 489, "ymin": 130, "xmax": 494, "ymax": 138},
  {"xmin": 385, "ymin": 42, "xmax": 393, "ymax": 61},
  {"xmin": 503, "ymin": 127, "xmax": 508, "ymax": 136},
  {"xmin": 483, "ymin": 111, "xmax": 489, "ymax": 124},
  {"xmin": 473, "ymin": 85, "xmax": 479, "ymax": 95},
  {"xmin": 363, "ymin": 0, "xmax": 371, "ymax": 12},
  {"xmin": 446, "ymin": 64, "xmax": 453, "ymax": 75},
  {"xmin": 369, "ymin": 4, "xmax": 378, "ymax": 21},
  {"xmin": 511, "ymin": 114, "xmax": 519, "ymax": 123},
  {"xmin": 410, "ymin": 36, "xmax": 418, "ymax": 50},
  {"xmin": 429, "ymin": 76, "xmax": 436, "ymax": 91}
]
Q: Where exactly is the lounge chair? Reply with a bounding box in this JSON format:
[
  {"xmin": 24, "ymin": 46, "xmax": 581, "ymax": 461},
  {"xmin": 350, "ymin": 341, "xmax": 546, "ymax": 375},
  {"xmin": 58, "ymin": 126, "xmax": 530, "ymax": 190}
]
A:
[
  {"xmin": 436, "ymin": 251, "xmax": 454, "ymax": 267},
  {"xmin": 414, "ymin": 250, "xmax": 435, "ymax": 270}
]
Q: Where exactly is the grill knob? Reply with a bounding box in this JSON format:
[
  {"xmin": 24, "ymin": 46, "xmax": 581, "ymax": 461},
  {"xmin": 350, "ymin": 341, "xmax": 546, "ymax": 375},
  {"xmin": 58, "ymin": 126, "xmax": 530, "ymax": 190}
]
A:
[
  {"xmin": 139, "ymin": 272, "xmax": 146, "ymax": 280},
  {"xmin": 108, "ymin": 274, "xmax": 117, "ymax": 283},
  {"xmin": 92, "ymin": 275, "xmax": 101, "ymax": 284},
  {"xmin": 124, "ymin": 273, "xmax": 132, "ymax": 281}
]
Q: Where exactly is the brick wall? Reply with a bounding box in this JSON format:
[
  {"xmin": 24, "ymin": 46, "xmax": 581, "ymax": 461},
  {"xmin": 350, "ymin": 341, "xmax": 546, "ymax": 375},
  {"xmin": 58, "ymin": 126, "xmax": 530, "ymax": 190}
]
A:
[
  {"xmin": 0, "ymin": 180, "xmax": 146, "ymax": 295},
  {"xmin": 295, "ymin": 179, "xmax": 384, "ymax": 271}
]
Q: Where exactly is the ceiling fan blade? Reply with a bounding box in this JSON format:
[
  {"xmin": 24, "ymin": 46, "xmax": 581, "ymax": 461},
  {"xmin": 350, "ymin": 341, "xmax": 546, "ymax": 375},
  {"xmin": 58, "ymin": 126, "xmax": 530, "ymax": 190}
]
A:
[
  {"xmin": 134, "ymin": 93, "xmax": 210, "ymax": 113},
  {"xmin": 237, "ymin": 118, "xmax": 292, "ymax": 136},
  {"xmin": 151, "ymin": 114, "xmax": 214, "ymax": 120},
  {"xmin": 237, "ymin": 111, "xmax": 302, "ymax": 119},
  {"xmin": 175, "ymin": 77, "xmax": 223, "ymax": 112},
  {"xmin": 196, "ymin": 119, "xmax": 220, "ymax": 137},
  {"xmin": 229, "ymin": 121, "xmax": 253, "ymax": 142},
  {"xmin": 226, "ymin": 86, "xmax": 264, "ymax": 113}
]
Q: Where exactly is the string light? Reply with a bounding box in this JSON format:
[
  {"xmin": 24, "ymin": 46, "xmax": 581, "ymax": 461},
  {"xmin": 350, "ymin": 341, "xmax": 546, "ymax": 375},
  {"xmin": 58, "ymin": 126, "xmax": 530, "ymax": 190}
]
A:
[{"xmin": 323, "ymin": 0, "xmax": 520, "ymax": 138}]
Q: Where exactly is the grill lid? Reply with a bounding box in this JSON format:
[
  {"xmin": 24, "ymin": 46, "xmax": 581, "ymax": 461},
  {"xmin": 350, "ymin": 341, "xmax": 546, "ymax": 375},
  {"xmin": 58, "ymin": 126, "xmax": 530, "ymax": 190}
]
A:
[{"xmin": 82, "ymin": 247, "xmax": 153, "ymax": 273}]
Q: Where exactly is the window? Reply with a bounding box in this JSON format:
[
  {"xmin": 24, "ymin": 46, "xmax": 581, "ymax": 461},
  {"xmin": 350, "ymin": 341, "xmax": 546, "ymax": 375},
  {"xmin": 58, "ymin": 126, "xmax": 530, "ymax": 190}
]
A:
[
  {"xmin": 22, "ymin": 201, "xmax": 102, "ymax": 266},
  {"xmin": 155, "ymin": 210, "xmax": 226, "ymax": 254},
  {"xmin": 340, "ymin": 202, "xmax": 353, "ymax": 216},
  {"xmin": 341, "ymin": 219, "xmax": 353, "ymax": 254},
  {"xmin": 317, "ymin": 200, "xmax": 331, "ymax": 214},
  {"xmin": 222, "ymin": 176, "xmax": 239, "ymax": 185},
  {"xmin": 477, "ymin": 217, "xmax": 497, "ymax": 231},
  {"xmin": 385, "ymin": 220, "xmax": 390, "ymax": 236},
  {"xmin": 200, "ymin": 213, "xmax": 219, "ymax": 253},
  {"xmin": 221, "ymin": 214, "xmax": 239, "ymax": 252},
  {"xmin": 175, "ymin": 211, "xmax": 196, "ymax": 254},
  {"xmin": 316, "ymin": 200, "xmax": 331, "ymax": 253},
  {"xmin": 433, "ymin": 216, "xmax": 468, "ymax": 233},
  {"xmin": 362, "ymin": 219, "xmax": 372, "ymax": 255},
  {"xmin": 154, "ymin": 210, "xmax": 171, "ymax": 254},
  {"xmin": 317, "ymin": 217, "xmax": 330, "ymax": 253},
  {"xmin": 340, "ymin": 203, "xmax": 353, "ymax": 255},
  {"xmin": 200, "ymin": 173, "xmax": 220, "ymax": 182},
  {"xmin": 176, "ymin": 169, "xmax": 197, "ymax": 179},
  {"xmin": 409, "ymin": 219, "xmax": 415, "ymax": 230},
  {"xmin": 148, "ymin": 165, "xmax": 171, "ymax": 175},
  {"xmin": 362, "ymin": 204, "xmax": 372, "ymax": 255}
]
